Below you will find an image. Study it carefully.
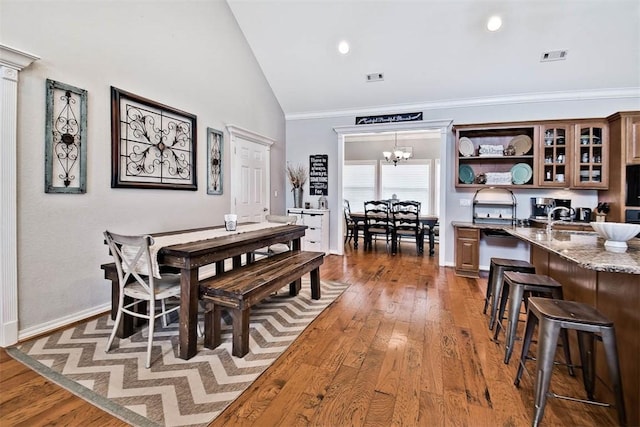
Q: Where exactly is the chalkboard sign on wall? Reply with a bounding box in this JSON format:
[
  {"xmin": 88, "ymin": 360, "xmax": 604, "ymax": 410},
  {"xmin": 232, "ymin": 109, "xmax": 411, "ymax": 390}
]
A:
[{"xmin": 309, "ymin": 154, "xmax": 328, "ymax": 196}]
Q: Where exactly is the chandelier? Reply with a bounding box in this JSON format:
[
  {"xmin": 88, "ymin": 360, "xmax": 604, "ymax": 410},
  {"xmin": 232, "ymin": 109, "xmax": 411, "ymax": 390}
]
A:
[{"xmin": 383, "ymin": 133, "xmax": 412, "ymax": 166}]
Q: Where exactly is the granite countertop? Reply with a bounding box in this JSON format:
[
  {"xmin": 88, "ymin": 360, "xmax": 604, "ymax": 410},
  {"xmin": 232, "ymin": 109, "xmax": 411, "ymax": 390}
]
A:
[
  {"xmin": 507, "ymin": 227, "xmax": 640, "ymax": 275},
  {"xmin": 528, "ymin": 218, "xmax": 592, "ymax": 228},
  {"xmin": 451, "ymin": 222, "xmax": 640, "ymax": 274}
]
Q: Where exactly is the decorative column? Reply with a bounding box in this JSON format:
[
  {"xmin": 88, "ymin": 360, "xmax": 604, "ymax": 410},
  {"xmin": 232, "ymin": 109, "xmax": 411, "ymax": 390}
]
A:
[{"xmin": 0, "ymin": 45, "xmax": 39, "ymax": 346}]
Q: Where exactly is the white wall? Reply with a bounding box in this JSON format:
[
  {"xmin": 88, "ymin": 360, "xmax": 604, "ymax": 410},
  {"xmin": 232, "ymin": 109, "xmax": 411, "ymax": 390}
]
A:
[
  {"xmin": 286, "ymin": 96, "xmax": 640, "ymax": 268},
  {"xmin": 1, "ymin": 0, "xmax": 285, "ymax": 336}
]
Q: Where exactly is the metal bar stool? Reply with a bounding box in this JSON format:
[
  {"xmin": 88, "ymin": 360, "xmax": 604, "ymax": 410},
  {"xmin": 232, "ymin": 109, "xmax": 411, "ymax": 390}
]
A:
[
  {"xmin": 493, "ymin": 272, "xmax": 573, "ymax": 369},
  {"xmin": 483, "ymin": 258, "xmax": 535, "ymax": 330},
  {"xmin": 514, "ymin": 297, "xmax": 627, "ymax": 427}
]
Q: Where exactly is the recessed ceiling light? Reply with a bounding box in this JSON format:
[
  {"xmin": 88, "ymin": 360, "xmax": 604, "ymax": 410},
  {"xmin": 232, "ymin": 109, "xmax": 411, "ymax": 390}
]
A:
[
  {"xmin": 487, "ymin": 15, "xmax": 502, "ymax": 31},
  {"xmin": 338, "ymin": 40, "xmax": 350, "ymax": 55}
]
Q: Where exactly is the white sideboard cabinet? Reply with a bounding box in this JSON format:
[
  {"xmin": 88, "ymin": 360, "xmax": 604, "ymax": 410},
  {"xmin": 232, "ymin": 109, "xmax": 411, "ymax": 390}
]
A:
[{"xmin": 286, "ymin": 208, "xmax": 330, "ymax": 254}]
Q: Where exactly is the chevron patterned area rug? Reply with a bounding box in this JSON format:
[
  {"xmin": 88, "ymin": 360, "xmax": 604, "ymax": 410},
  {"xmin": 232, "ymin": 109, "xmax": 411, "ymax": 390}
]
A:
[{"xmin": 8, "ymin": 279, "xmax": 349, "ymax": 427}]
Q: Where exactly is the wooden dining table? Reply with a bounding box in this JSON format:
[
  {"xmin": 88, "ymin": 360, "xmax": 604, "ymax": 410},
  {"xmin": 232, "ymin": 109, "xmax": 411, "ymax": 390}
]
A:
[
  {"xmin": 103, "ymin": 223, "xmax": 308, "ymax": 360},
  {"xmin": 350, "ymin": 212, "xmax": 439, "ymax": 255}
]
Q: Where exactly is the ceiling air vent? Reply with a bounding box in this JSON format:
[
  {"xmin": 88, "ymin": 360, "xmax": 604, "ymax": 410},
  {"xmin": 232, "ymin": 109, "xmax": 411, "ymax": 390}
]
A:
[
  {"xmin": 540, "ymin": 50, "xmax": 568, "ymax": 62},
  {"xmin": 366, "ymin": 73, "xmax": 384, "ymax": 82}
]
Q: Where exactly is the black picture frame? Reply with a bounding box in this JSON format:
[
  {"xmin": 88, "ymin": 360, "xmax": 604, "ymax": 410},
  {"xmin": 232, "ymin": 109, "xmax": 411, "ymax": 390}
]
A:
[{"xmin": 110, "ymin": 87, "xmax": 197, "ymax": 190}]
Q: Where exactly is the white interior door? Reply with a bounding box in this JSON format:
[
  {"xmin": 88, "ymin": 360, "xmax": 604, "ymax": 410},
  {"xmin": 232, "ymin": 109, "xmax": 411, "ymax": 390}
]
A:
[{"xmin": 228, "ymin": 125, "xmax": 274, "ymax": 223}]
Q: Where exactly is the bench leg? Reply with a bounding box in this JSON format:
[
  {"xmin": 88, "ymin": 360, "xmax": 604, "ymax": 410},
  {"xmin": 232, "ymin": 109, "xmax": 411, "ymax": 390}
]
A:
[
  {"xmin": 233, "ymin": 255, "xmax": 242, "ymax": 268},
  {"xmin": 216, "ymin": 260, "xmax": 225, "ymax": 274},
  {"xmin": 310, "ymin": 267, "xmax": 321, "ymax": 300},
  {"xmin": 231, "ymin": 307, "xmax": 251, "ymax": 357},
  {"xmin": 204, "ymin": 303, "xmax": 222, "ymax": 349},
  {"xmin": 289, "ymin": 278, "xmax": 302, "ymax": 296}
]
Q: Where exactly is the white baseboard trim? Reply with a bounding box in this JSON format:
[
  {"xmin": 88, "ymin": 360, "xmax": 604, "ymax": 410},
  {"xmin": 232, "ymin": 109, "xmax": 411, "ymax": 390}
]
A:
[{"xmin": 17, "ymin": 303, "xmax": 111, "ymax": 342}]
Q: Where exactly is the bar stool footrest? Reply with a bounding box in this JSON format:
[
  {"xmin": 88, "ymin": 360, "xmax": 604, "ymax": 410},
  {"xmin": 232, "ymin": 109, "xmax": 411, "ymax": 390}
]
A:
[{"xmin": 549, "ymin": 392, "xmax": 612, "ymax": 408}]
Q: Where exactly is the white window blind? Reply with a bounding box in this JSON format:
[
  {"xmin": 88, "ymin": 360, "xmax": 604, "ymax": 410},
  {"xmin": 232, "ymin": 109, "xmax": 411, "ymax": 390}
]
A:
[
  {"xmin": 381, "ymin": 161, "xmax": 432, "ymax": 213},
  {"xmin": 343, "ymin": 162, "xmax": 376, "ymax": 212}
]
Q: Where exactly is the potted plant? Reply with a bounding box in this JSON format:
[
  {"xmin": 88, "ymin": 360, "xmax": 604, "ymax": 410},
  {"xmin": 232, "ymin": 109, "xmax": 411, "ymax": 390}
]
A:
[{"xmin": 286, "ymin": 163, "xmax": 307, "ymax": 208}]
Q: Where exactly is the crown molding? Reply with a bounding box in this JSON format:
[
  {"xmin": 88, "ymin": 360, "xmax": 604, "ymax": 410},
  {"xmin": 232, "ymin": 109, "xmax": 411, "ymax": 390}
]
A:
[
  {"xmin": 0, "ymin": 44, "xmax": 40, "ymax": 70},
  {"xmin": 226, "ymin": 124, "xmax": 276, "ymax": 146},
  {"xmin": 286, "ymin": 87, "xmax": 640, "ymax": 121}
]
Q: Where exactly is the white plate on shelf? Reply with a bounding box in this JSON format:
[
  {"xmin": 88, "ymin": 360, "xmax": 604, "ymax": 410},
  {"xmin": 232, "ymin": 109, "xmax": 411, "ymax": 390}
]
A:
[
  {"xmin": 510, "ymin": 135, "xmax": 532, "ymax": 155},
  {"xmin": 511, "ymin": 163, "xmax": 533, "ymax": 185},
  {"xmin": 459, "ymin": 137, "xmax": 474, "ymax": 157}
]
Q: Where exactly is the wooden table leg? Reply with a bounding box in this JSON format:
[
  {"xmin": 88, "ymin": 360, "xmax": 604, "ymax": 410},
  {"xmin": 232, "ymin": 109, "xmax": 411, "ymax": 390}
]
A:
[
  {"xmin": 231, "ymin": 308, "xmax": 251, "ymax": 358},
  {"xmin": 179, "ymin": 268, "xmax": 199, "ymax": 360},
  {"xmin": 310, "ymin": 267, "xmax": 321, "ymax": 300}
]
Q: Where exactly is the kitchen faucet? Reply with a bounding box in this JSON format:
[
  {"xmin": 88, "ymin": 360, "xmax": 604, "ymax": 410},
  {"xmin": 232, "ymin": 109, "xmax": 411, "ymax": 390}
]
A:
[{"xmin": 547, "ymin": 206, "xmax": 571, "ymax": 234}]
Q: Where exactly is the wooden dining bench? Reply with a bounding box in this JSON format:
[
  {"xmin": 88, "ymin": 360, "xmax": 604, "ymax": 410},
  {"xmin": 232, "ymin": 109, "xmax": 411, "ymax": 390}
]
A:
[{"xmin": 199, "ymin": 250, "xmax": 325, "ymax": 357}]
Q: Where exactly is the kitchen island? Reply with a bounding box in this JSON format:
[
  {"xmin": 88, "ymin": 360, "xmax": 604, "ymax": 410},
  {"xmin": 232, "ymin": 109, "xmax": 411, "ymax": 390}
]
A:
[{"xmin": 505, "ymin": 227, "xmax": 639, "ymax": 426}]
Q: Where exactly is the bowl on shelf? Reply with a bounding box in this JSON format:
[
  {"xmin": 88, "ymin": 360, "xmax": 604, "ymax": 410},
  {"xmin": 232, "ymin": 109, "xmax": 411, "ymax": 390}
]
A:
[{"xmin": 590, "ymin": 222, "xmax": 640, "ymax": 252}]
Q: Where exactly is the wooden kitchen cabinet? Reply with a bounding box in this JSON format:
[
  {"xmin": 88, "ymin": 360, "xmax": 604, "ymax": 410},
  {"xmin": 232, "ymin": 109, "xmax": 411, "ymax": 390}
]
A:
[
  {"xmin": 455, "ymin": 124, "xmax": 537, "ymax": 188},
  {"xmin": 538, "ymin": 120, "xmax": 608, "ymax": 189},
  {"xmin": 598, "ymin": 111, "xmax": 640, "ymax": 222},
  {"xmin": 571, "ymin": 120, "xmax": 608, "ymax": 189},
  {"xmin": 454, "ymin": 226, "xmax": 479, "ymax": 277},
  {"xmin": 538, "ymin": 123, "xmax": 572, "ymax": 187},
  {"xmin": 624, "ymin": 113, "xmax": 640, "ymax": 164},
  {"xmin": 455, "ymin": 118, "xmax": 608, "ymax": 189}
]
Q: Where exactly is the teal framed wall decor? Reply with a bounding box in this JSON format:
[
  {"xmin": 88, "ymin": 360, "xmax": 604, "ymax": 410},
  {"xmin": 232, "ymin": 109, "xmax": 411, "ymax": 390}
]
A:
[
  {"xmin": 45, "ymin": 79, "xmax": 87, "ymax": 193},
  {"xmin": 207, "ymin": 127, "xmax": 223, "ymax": 195}
]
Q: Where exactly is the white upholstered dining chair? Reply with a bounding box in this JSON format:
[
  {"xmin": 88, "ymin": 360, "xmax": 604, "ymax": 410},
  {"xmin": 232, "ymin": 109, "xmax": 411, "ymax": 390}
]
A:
[{"xmin": 104, "ymin": 230, "xmax": 181, "ymax": 368}]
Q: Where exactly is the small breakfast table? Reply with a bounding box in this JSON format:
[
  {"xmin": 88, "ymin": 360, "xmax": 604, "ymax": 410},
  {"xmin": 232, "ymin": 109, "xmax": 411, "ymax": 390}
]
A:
[
  {"xmin": 350, "ymin": 212, "xmax": 439, "ymax": 255},
  {"xmin": 103, "ymin": 223, "xmax": 307, "ymax": 360}
]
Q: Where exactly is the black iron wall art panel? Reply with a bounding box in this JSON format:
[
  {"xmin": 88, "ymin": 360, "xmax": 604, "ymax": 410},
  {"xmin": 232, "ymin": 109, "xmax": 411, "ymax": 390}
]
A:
[
  {"xmin": 110, "ymin": 87, "xmax": 197, "ymax": 190},
  {"xmin": 45, "ymin": 79, "xmax": 87, "ymax": 193},
  {"xmin": 206, "ymin": 127, "xmax": 223, "ymax": 195}
]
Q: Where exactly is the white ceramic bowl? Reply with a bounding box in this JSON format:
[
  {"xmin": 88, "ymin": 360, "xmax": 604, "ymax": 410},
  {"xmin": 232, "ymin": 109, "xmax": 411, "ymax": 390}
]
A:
[{"xmin": 590, "ymin": 222, "xmax": 640, "ymax": 252}]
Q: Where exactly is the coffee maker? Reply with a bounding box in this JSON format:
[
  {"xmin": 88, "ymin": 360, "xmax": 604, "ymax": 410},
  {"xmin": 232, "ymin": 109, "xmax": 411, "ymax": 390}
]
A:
[
  {"xmin": 530, "ymin": 197, "xmax": 555, "ymax": 219},
  {"xmin": 554, "ymin": 198, "xmax": 573, "ymax": 220}
]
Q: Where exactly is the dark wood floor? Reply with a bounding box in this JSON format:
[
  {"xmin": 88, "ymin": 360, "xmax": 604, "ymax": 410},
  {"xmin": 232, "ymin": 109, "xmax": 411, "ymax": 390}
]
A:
[{"xmin": 0, "ymin": 241, "xmax": 619, "ymax": 426}]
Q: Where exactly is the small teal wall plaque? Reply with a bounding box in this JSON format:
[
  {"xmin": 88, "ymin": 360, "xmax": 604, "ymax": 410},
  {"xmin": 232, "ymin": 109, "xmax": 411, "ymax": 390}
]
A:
[{"xmin": 45, "ymin": 79, "xmax": 87, "ymax": 194}]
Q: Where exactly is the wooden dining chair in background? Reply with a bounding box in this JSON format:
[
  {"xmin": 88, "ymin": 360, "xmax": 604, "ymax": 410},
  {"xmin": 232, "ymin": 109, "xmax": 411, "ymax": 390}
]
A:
[
  {"xmin": 343, "ymin": 199, "xmax": 360, "ymax": 245},
  {"xmin": 392, "ymin": 200, "xmax": 424, "ymax": 254},
  {"xmin": 104, "ymin": 230, "xmax": 182, "ymax": 368},
  {"xmin": 363, "ymin": 200, "xmax": 393, "ymax": 251}
]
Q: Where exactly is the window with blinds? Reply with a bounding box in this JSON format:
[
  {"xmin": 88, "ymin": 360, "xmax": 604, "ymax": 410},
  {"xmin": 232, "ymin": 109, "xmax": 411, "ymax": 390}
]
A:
[
  {"xmin": 344, "ymin": 160, "xmax": 436, "ymax": 215},
  {"xmin": 343, "ymin": 161, "xmax": 377, "ymax": 212},
  {"xmin": 381, "ymin": 161, "xmax": 432, "ymax": 212}
]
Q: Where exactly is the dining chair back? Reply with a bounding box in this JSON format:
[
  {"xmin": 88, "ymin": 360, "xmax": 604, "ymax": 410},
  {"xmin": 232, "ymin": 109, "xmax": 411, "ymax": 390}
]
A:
[
  {"xmin": 104, "ymin": 230, "xmax": 182, "ymax": 368},
  {"xmin": 343, "ymin": 199, "xmax": 359, "ymax": 244},
  {"xmin": 363, "ymin": 200, "xmax": 392, "ymax": 250},
  {"xmin": 392, "ymin": 200, "xmax": 425, "ymax": 253}
]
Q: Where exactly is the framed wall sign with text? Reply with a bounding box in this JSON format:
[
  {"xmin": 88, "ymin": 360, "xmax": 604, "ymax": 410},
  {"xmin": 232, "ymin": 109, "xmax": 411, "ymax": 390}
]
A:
[{"xmin": 309, "ymin": 154, "xmax": 328, "ymax": 196}]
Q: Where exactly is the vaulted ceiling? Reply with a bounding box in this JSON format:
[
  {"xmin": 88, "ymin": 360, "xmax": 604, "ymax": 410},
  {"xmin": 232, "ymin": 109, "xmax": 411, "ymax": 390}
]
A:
[{"xmin": 227, "ymin": 0, "xmax": 640, "ymax": 118}]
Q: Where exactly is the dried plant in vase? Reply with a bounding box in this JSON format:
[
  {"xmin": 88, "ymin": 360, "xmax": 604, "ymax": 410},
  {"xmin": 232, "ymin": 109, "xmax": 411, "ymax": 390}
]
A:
[
  {"xmin": 286, "ymin": 163, "xmax": 308, "ymax": 189},
  {"xmin": 287, "ymin": 163, "xmax": 307, "ymax": 208}
]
